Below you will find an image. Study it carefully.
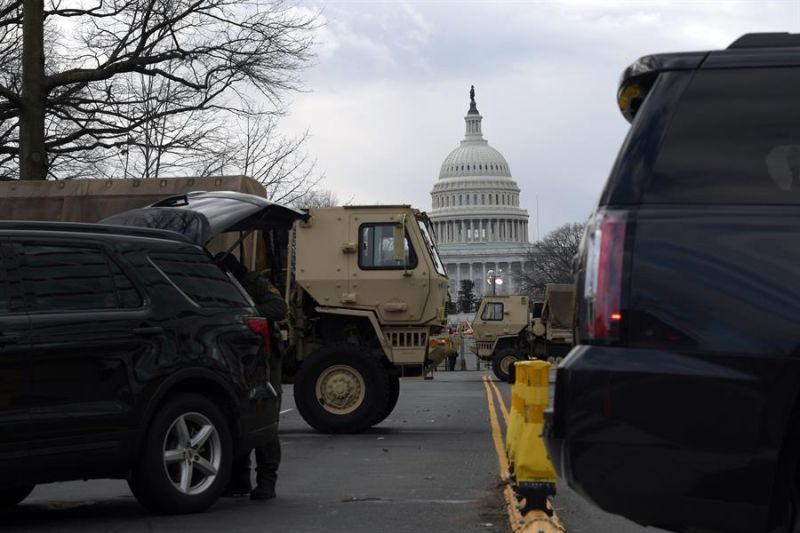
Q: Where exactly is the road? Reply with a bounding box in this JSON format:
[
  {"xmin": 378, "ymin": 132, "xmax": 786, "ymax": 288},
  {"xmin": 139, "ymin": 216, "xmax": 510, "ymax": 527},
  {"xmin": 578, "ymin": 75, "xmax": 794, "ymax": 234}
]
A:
[{"xmin": 1, "ymin": 370, "xmax": 668, "ymax": 533}]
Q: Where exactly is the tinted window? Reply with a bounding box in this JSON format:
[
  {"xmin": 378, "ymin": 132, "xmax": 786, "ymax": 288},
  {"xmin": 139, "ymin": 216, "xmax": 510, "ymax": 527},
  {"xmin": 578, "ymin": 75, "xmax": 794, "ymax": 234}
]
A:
[
  {"xmin": 21, "ymin": 244, "xmax": 119, "ymax": 311},
  {"xmin": 481, "ymin": 302, "xmax": 504, "ymax": 321},
  {"xmin": 358, "ymin": 224, "xmax": 418, "ymax": 270},
  {"xmin": 152, "ymin": 249, "xmax": 251, "ymax": 308},
  {"xmin": 0, "ymin": 249, "xmax": 8, "ymax": 313},
  {"xmin": 109, "ymin": 260, "xmax": 143, "ymax": 308},
  {"xmin": 647, "ymin": 67, "xmax": 800, "ymax": 204}
]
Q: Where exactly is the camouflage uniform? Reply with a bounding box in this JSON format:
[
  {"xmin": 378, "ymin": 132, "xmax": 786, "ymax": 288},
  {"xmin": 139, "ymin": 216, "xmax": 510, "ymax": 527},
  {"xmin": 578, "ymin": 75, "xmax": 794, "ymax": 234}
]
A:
[{"xmin": 230, "ymin": 272, "xmax": 287, "ymax": 499}]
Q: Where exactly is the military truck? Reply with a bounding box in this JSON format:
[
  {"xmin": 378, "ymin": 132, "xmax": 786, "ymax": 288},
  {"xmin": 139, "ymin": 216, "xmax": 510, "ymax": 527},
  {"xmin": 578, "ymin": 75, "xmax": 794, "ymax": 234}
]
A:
[
  {"xmin": 471, "ymin": 283, "xmax": 575, "ymax": 382},
  {"xmin": 0, "ymin": 176, "xmax": 449, "ymax": 433}
]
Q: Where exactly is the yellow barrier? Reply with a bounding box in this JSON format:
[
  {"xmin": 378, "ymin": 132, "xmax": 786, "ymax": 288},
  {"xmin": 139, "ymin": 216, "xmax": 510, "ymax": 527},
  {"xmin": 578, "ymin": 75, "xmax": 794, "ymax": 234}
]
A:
[{"xmin": 508, "ymin": 360, "xmax": 557, "ymax": 513}]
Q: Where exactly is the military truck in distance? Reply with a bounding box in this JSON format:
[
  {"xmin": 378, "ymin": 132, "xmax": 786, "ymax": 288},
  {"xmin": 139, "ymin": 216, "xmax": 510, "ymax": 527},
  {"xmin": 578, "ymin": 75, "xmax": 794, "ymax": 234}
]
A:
[
  {"xmin": 472, "ymin": 284, "xmax": 575, "ymax": 381},
  {"xmin": 0, "ymin": 177, "xmax": 449, "ymax": 433}
]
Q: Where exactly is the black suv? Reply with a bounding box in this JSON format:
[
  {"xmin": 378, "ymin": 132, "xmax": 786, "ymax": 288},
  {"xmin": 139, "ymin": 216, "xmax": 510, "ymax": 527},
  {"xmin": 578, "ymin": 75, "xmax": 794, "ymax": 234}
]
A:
[
  {"xmin": 545, "ymin": 33, "xmax": 800, "ymax": 533},
  {"xmin": 0, "ymin": 221, "xmax": 277, "ymax": 514}
]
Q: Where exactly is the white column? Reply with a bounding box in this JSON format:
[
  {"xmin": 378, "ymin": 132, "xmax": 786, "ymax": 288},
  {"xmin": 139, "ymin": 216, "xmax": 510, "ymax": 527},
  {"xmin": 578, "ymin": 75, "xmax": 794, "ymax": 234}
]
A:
[{"xmin": 479, "ymin": 219, "xmax": 483, "ymax": 242}]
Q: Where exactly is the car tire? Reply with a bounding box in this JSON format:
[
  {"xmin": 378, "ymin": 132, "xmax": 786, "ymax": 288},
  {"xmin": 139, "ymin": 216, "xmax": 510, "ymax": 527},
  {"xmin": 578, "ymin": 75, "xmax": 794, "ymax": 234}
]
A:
[
  {"xmin": 492, "ymin": 348, "xmax": 525, "ymax": 383},
  {"xmin": 372, "ymin": 373, "xmax": 400, "ymax": 426},
  {"xmin": 294, "ymin": 344, "xmax": 389, "ymax": 434},
  {"xmin": 0, "ymin": 485, "xmax": 34, "ymax": 507},
  {"xmin": 128, "ymin": 394, "xmax": 232, "ymax": 514}
]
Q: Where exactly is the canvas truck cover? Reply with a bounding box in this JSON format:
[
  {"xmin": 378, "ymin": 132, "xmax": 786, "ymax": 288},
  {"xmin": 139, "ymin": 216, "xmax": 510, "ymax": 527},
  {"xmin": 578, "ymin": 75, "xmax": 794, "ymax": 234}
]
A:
[
  {"xmin": 0, "ymin": 176, "xmax": 267, "ymax": 223},
  {"xmin": 542, "ymin": 284, "xmax": 575, "ymax": 329},
  {"xmin": 0, "ymin": 176, "xmax": 272, "ymax": 270}
]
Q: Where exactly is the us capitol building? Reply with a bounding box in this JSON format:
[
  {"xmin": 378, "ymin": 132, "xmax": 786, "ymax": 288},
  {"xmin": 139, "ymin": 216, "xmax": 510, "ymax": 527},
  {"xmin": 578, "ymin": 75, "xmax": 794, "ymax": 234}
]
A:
[{"xmin": 429, "ymin": 87, "xmax": 533, "ymax": 298}]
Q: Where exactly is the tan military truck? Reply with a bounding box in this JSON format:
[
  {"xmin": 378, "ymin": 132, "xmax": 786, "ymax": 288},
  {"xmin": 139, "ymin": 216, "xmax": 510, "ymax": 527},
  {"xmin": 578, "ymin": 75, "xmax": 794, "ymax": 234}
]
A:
[
  {"xmin": 472, "ymin": 283, "xmax": 575, "ymax": 381},
  {"xmin": 0, "ymin": 176, "xmax": 449, "ymax": 433}
]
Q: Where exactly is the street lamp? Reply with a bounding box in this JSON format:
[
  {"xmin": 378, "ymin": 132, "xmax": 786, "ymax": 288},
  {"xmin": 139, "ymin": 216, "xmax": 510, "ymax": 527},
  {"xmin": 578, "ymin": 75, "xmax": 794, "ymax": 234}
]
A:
[{"xmin": 487, "ymin": 269, "xmax": 503, "ymax": 296}]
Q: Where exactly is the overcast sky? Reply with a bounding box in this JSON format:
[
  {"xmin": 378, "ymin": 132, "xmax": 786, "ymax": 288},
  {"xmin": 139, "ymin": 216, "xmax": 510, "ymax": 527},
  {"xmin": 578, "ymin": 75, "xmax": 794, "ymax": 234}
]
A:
[{"xmin": 280, "ymin": 1, "xmax": 799, "ymax": 238}]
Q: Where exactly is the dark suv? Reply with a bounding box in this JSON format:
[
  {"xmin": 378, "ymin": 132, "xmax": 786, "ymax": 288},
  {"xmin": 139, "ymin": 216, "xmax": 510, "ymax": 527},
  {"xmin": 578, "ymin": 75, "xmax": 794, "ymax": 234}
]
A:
[
  {"xmin": 0, "ymin": 221, "xmax": 277, "ymax": 514},
  {"xmin": 545, "ymin": 33, "xmax": 800, "ymax": 533}
]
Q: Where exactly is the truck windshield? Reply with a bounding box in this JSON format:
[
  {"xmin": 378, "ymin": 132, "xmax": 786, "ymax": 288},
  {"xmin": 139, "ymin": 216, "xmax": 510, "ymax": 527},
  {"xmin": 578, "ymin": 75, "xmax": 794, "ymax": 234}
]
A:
[{"xmin": 417, "ymin": 218, "xmax": 447, "ymax": 277}]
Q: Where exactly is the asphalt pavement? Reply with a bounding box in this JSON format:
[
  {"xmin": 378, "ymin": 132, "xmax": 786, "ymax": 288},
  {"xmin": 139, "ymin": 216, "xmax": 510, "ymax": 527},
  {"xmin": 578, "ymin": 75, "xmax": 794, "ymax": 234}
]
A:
[{"xmin": 1, "ymin": 367, "xmax": 669, "ymax": 533}]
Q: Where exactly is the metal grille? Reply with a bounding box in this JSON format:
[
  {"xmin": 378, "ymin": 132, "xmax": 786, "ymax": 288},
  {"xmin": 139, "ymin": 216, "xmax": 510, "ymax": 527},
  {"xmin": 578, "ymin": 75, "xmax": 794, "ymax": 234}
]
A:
[
  {"xmin": 387, "ymin": 330, "xmax": 428, "ymax": 348},
  {"xmin": 475, "ymin": 341, "xmax": 495, "ymax": 355}
]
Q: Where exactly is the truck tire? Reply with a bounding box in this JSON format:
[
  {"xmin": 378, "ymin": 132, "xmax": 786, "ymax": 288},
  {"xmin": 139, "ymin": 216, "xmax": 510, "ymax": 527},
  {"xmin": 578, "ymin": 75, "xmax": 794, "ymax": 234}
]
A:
[
  {"xmin": 372, "ymin": 373, "xmax": 400, "ymax": 426},
  {"xmin": 492, "ymin": 349, "xmax": 525, "ymax": 383},
  {"xmin": 294, "ymin": 344, "xmax": 389, "ymax": 433},
  {"xmin": 128, "ymin": 394, "xmax": 232, "ymax": 514},
  {"xmin": 0, "ymin": 485, "xmax": 34, "ymax": 507}
]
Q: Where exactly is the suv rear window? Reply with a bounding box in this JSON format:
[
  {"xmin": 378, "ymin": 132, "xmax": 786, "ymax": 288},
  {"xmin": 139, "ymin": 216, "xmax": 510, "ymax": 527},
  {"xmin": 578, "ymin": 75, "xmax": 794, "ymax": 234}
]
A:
[
  {"xmin": 647, "ymin": 67, "xmax": 800, "ymax": 204},
  {"xmin": 151, "ymin": 250, "xmax": 251, "ymax": 308},
  {"xmin": 20, "ymin": 244, "xmax": 125, "ymax": 311}
]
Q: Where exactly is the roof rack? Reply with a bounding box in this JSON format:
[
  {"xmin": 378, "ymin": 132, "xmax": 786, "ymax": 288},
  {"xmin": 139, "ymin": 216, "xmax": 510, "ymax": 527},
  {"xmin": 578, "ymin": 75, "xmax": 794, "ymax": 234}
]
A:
[{"xmin": 729, "ymin": 33, "xmax": 800, "ymax": 49}]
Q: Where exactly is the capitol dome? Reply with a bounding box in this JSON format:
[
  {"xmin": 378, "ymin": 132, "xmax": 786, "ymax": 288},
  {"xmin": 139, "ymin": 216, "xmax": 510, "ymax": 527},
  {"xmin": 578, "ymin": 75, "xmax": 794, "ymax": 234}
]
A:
[
  {"xmin": 429, "ymin": 87, "xmax": 533, "ymax": 299},
  {"xmin": 439, "ymin": 144, "xmax": 512, "ymax": 179}
]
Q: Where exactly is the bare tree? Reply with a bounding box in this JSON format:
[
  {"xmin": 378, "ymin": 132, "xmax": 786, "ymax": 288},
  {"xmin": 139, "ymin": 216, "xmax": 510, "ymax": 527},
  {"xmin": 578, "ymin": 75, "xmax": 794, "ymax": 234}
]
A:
[
  {"xmin": 0, "ymin": 0, "xmax": 317, "ymax": 180},
  {"xmin": 294, "ymin": 188, "xmax": 342, "ymax": 209},
  {"xmin": 516, "ymin": 222, "xmax": 586, "ymax": 299},
  {"xmin": 198, "ymin": 111, "xmax": 322, "ymax": 204}
]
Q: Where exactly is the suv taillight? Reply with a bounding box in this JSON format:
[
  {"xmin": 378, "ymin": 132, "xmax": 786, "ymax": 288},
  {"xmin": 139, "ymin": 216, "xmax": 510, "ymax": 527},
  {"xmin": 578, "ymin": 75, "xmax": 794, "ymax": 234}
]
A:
[
  {"xmin": 245, "ymin": 317, "xmax": 272, "ymax": 357},
  {"xmin": 582, "ymin": 209, "xmax": 627, "ymax": 341}
]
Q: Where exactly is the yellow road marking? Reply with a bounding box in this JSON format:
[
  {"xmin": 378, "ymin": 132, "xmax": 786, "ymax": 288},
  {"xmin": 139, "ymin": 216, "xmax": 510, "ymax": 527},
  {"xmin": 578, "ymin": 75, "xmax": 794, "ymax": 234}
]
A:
[
  {"xmin": 487, "ymin": 376, "xmax": 509, "ymax": 425},
  {"xmin": 483, "ymin": 376, "xmax": 520, "ymax": 524},
  {"xmin": 483, "ymin": 375, "xmax": 566, "ymax": 533}
]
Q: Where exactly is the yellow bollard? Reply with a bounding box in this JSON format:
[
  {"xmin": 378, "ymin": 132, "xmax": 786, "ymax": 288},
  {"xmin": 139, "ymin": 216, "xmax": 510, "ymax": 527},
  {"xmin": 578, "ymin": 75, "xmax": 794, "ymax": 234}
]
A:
[
  {"xmin": 513, "ymin": 360, "xmax": 557, "ymax": 513},
  {"xmin": 505, "ymin": 362, "xmax": 526, "ymax": 473}
]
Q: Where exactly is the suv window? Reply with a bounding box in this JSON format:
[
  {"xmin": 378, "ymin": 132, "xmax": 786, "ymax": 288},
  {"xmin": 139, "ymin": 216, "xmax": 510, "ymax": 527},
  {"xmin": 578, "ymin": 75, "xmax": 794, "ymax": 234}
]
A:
[
  {"xmin": 151, "ymin": 249, "xmax": 251, "ymax": 308},
  {"xmin": 20, "ymin": 244, "xmax": 124, "ymax": 311},
  {"xmin": 0, "ymin": 249, "xmax": 8, "ymax": 313},
  {"xmin": 481, "ymin": 302, "xmax": 504, "ymax": 321},
  {"xmin": 647, "ymin": 67, "xmax": 800, "ymax": 204},
  {"xmin": 358, "ymin": 224, "xmax": 418, "ymax": 270}
]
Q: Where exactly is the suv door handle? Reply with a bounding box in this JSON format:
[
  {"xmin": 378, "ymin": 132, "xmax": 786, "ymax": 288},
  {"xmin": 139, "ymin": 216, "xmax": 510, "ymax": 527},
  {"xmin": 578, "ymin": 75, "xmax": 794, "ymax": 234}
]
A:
[
  {"xmin": 0, "ymin": 334, "xmax": 19, "ymax": 345},
  {"xmin": 133, "ymin": 326, "xmax": 164, "ymax": 336}
]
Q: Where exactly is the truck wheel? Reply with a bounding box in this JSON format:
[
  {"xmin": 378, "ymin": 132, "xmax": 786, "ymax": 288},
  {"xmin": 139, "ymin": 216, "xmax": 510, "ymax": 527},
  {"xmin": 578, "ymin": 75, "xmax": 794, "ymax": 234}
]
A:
[
  {"xmin": 128, "ymin": 394, "xmax": 231, "ymax": 514},
  {"xmin": 0, "ymin": 485, "xmax": 34, "ymax": 507},
  {"xmin": 294, "ymin": 345, "xmax": 389, "ymax": 433},
  {"xmin": 492, "ymin": 349, "xmax": 525, "ymax": 383},
  {"xmin": 372, "ymin": 373, "xmax": 400, "ymax": 426}
]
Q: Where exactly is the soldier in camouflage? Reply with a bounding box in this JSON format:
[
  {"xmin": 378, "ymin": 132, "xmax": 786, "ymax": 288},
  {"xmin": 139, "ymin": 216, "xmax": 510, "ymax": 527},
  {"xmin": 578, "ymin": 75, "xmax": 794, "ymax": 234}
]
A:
[{"xmin": 217, "ymin": 253, "xmax": 287, "ymax": 500}]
